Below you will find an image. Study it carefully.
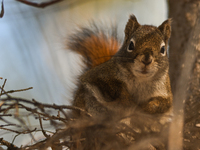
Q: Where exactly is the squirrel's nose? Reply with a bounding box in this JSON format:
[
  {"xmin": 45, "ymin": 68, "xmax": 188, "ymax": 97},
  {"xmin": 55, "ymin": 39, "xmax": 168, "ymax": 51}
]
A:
[{"xmin": 141, "ymin": 53, "xmax": 153, "ymax": 65}]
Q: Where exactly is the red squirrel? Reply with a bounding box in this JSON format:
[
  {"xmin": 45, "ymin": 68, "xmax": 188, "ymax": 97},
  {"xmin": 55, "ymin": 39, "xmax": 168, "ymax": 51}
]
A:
[{"xmin": 67, "ymin": 15, "xmax": 173, "ymax": 118}]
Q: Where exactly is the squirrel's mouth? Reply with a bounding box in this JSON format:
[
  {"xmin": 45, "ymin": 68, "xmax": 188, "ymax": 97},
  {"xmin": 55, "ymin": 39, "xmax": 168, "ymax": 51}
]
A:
[
  {"xmin": 135, "ymin": 68, "xmax": 155, "ymax": 77},
  {"xmin": 141, "ymin": 69, "xmax": 148, "ymax": 74},
  {"xmin": 135, "ymin": 69, "xmax": 149, "ymax": 75},
  {"xmin": 132, "ymin": 62, "xmax": 156, "ymax": 78},
  {"xmin": 139, "ymin": 67, "xmax": 150, "ymax": 74}
]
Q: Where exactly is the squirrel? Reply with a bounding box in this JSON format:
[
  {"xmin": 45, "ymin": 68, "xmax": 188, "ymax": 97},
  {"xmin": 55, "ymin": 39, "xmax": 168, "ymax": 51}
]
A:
[{"xmin": 67, "ymin": 15, "xmax": 173, "ymax": 118}]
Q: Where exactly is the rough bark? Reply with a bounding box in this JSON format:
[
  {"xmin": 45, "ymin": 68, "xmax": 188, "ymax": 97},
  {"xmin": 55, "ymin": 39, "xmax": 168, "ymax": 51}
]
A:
[
  {"xmin": 168, "ymin": 1, "xmax": 200, "ymax": 150},
  {"xmin": 168, "ymin": 0, "xmax": 200, "ymax": 91}
]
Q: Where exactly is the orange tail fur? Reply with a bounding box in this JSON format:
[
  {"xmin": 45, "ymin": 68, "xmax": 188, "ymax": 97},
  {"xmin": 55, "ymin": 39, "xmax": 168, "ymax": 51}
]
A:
[{"xmin": 67, "ymin": 23, "xmax": 121, "ymax": 69}]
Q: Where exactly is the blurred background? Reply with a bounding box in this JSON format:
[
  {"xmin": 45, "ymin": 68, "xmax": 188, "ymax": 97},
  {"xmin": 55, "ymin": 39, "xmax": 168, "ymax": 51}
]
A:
[
  {"xmin": 0, "ymin": 0, "xmax": 167, "ymax": 104},
  {"xmin": 1, "ymin": 1, "xmax": 200, "ymax": 149}
]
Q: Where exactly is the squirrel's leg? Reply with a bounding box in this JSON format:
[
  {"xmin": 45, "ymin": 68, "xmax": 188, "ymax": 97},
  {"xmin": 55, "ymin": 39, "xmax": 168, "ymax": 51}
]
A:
[{"xmin": 140, "ymin": 97, "xmax": 172, "ymax": 114}]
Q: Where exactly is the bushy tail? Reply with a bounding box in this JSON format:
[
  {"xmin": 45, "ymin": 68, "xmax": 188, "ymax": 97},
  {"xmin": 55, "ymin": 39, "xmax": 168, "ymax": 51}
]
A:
[{"xmin": 67, "ymin": 23, "xmax": 121, "ymax": 69}]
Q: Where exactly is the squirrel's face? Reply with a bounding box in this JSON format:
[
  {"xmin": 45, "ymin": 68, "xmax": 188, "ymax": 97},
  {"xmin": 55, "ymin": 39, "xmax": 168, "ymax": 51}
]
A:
[
  {"xmin": 118, "ymin": 15, "xmax": 171, "ymax": 79},
  {"xmin": 127, "ymin": 26, "xmax": 169, "ymax": 79}
]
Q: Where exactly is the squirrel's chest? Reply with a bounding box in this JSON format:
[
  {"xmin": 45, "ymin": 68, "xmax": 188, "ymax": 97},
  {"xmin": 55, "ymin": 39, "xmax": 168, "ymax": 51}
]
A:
[{"xmin": 127, "ymin": 79, "xmax": 168, "ymax": 103}]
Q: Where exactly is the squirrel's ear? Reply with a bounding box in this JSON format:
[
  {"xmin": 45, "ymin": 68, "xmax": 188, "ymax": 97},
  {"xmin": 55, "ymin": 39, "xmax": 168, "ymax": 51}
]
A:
[
  {"xmin": 158, "ymin": 18, "xmax": 172, "ymax": 42},
  {"xmin": 124, "ymin": 14, "xmax": 140, "ymax": 41}
]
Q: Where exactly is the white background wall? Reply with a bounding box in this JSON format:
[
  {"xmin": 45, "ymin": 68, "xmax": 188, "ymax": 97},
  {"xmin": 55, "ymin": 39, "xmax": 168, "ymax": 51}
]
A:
[{"xmin": 0, "ymin": 0, "xmax": 167, "ymax": 146}]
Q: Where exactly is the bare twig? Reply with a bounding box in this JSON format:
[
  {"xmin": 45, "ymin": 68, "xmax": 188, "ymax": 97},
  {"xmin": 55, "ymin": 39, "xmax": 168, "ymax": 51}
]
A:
[
  {"xmin": 1, "ymin": 97, "xmax": 91, "ymax": 118},
  {"xmin": 0, "ymin": 126, "xmax": 36, "ymax": 134},
  {"xmin": 23, "ymin": 139, "xmax": 47, "ymax": 149},
  {"xmin": 1, "ymin": 87, "xmax": 33, "ymax": 96},
  {"xmin": 0, "ymin": 79, "xmax": 7, "ymax": 97},
  {"xmin": 0, "ymin": 123, "xmax": 15, "ymax": 127},
  {"xmin": 0, "ymin": 114, "xmax": 12, "ymax": 117},
  {"xmin": 18, "ymin": 103, "xmax": 68, "ymax": 123},
  {"xmin": 16, "ymin": 0, "xmax": 64, "ymax": 8},
  {"xmin": 0, "ymin": 117, "xmax": 21, "ymax": 128},
  {"xmin": 0, "ymin": 0, "xmax": 4, "ymax": 18},
  {"xmin": 39, "ymin": 115, "xmax": 50, "ymax": 138},
  {"xmin": 0, "ymin": 138, "xmax": 19, "ymax": 150},
  {"xmin": 15, "ymin": 103, "xmax": 19, "ymax": 117}
]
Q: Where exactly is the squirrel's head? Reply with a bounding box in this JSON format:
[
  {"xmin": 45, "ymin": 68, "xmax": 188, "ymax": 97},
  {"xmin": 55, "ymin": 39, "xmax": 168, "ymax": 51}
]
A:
[{"xmin": 118, "ymin": 14, "xmax": 172, "ymax": 79}]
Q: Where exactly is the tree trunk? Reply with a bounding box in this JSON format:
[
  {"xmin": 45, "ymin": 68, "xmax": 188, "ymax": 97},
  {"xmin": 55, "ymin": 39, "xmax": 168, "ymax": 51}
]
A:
[{"xmin": 168, "ymin": 1, "xmax": 200, "ymax": 150}]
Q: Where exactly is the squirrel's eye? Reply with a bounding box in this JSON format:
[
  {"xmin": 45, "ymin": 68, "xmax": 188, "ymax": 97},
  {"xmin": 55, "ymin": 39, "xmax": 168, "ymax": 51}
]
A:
[
  {"xmin": 160, "ymin": 41, "xmax": 166, "ymax": 56},
  {"xmin": 127, "ymin": 40, "xmax": 135, "ymax": 52},
  {"xmin": 160, "ymin": 46, "xmax": 165, "ymax": 55}
]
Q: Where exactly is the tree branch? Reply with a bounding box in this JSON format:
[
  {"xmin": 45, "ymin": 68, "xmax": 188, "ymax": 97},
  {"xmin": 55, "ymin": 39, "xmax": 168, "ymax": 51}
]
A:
[
  {"xmin": 0, "ymin": 0, "xmax": 4, "ymax": 18},
  {"xmin": 16, "ymin": 0, "xmax": 64, "ymax": 8}
]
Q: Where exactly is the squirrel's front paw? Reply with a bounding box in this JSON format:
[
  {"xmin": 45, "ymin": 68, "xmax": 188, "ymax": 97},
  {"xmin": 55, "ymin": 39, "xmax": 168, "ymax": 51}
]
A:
[
  {"xmin": 141, "ymin": 99, "xmax": 160, "ymax": 114},
  {"xmin": 140, "ymin": 97, "xmax": 171, "ymax": 114},
  {"xmin": 148, "ymin": 99, "xmax": 160, "ymax": 109}
]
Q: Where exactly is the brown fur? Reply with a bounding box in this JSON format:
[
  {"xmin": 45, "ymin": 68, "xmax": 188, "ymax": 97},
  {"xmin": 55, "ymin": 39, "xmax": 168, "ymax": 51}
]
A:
[{"xmin": 80, "ymin": 35, "xmax": 119, "ymax": 67}]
